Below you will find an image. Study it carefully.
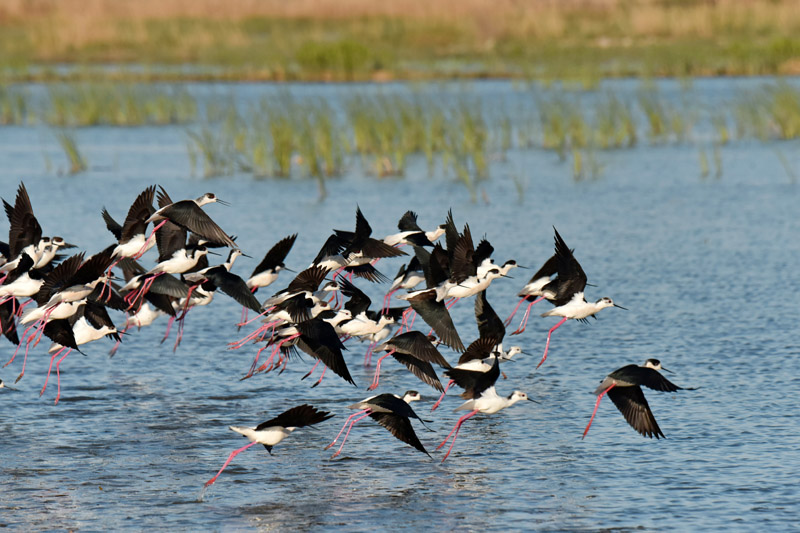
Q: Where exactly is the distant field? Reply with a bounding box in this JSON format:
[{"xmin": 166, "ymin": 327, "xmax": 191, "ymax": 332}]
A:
[{"xmin": 2, "ymin": 0, "xmax": 800, "ymax": 81}]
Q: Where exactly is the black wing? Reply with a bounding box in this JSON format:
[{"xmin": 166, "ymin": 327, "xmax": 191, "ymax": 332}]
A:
[
  {"xmin": 7, "ymin": 183, "xmax": 43, "ymax": 259},
  {"xmin": 155, "ymin": 219, "xmax": 188, "ymax": 263},
  {"xmin": 204, "ymin": 269, "xmax": 262, "ymax": 312},
  {"xmin": 359, "ymin": 238, "xmax": 408, "ymax": 259},
  {"xmin": 337, "ymin": 277, "xmax": 371, "ymax": 316},
  {"xmin": 66, "ymin": 251, "xmax": 113, "ymax": 287},
  {"xmin": 101, "ymin": 208, "xmax": 123, "ymax": 241},
  {"xmin": 295, "ymin": 319, "xmax": 355, "ymax": 386},
  {"xmin": 42, "ymin": 319, "xmax": 79, "ymax": 350},
  {"xmin": 385, "ymin": 331, "xmax": 450, "ymax": 368},
  {"xmin": 606, "ymin": 365, "xmax": 683, "ymax": 393},
  {"xmin": 446, "ymin": 354, "xmax": 500, "ymax": 399},
  {"xmin": 255, "ymin": 404, "xmax": 334, "ymax": 431},
  {"xmin": 475, "ymin": 289, "xmax": 504, "ymax": 343},
  {"xmin": 392, "ymin": 353, "xmax": 445, "ymax": 392},
  {"xmin": 545, "ymin": 227, "xmax": 588, "ymax": 306},
  {"xmin": 344, "ymin": 263, "xmax": 390, "ymax": 283},
  {"xmin": 408, "ymin": 290, "xmax": 464, "ymax": 352},
  {"xmin": 36, "ymin": 253, "xmax": 85, "ymax": 305},
  {"xmin": 397, "ymin": 211, "xmax": 423, "ymax": 232},
  {"xmin": 0, "ymin": 298, "xmax": 19, "ymax": 345},
  {"xmin": 457, "ymin": 337, "xmax": 498, "ymax": 365},
  {"xmin": 472, "ymin": 238, "xmax": 494, "ymax": 269},
  {"xmin": 120, "ymin": 185, "xmax": 156, "ymax": 242},
  {"xmin": 312, "ymin": 234, "xmax": 347, "ymax": 265},
  {"xmin": 160, "ymin": 200, "xmax": 236, "ymax": 249},
  {"xmin": 286, "ymin": 265, "xmax": 330, "ymax": 294},
  {"xmin": 251, "ymin": 234, "xmax": 297, "ymax": 277},
  {"xmin": 607, "ymin": 386, "xmax": 665, "ymax": 439},
  {"xmin": 369, "ymin": 412, "xmax": 430, "ymax": 456}
]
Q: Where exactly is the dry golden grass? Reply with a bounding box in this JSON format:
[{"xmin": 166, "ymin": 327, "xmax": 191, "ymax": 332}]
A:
[{"xmin": 2, "ymin": 0, "xmax": 800, "ymax": 79}]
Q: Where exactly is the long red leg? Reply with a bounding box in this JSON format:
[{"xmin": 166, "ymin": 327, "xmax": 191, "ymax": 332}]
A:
[
  {"xmin": 511, "ymin": 297, "xmax": 545, "ymax": 335},
  {"xmin": 364, "ymin": 341, "xmax": 377, "ymax": 366},
  {"xmin": 582, "ymin": 383, "xmax": 616, "ymax": 439},
  {"xmin": 160, "ymin": 316, "xmax": 176, "ymax": 344},
  {"xmin": 301, "ymin": 359, "xmax": 321, "ymax": 380},
  {"xmin": 431, "ymin": 379, "xmax": 454, "ymax": 411},
  {"xmin": 40, "ymin": 346, "xmax": 67, "ymax": 396},
  {"xmin": 331, "ymin": 410, "xmax": 372, "ymax": 458},
  {"xmin": 204, "ymin": 441, "xmax": 259, "ymax": 487},
  {"xmin": 537, "ymin": 317, "xmax": 568, "ymax": 368},
  {"xmin": 54, "ymin": 348, "xmax": 73, "ymax": 405},
  {"xmin": 135, "ymin": 220, "xmax": 167, "ymax": 260},
  {"xmin": 504, "ymin": 298, "xmax": 525, "ymax": 326},
  {"xmin": 438, "ymin": 409, "xmax": 479, "ymax": 462},
  {"xmin": 325, "ymin": 409, "xmax": 369, "ymax": 449},
  {"xmin": 311, "ymin": 366, "xmax": 327, "ymax": 388},
  {"xmin": 367, "ymin": 350, "xmax": 394, "ymax": 391}
]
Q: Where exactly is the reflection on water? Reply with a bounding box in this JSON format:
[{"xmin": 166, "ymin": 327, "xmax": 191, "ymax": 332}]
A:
[{"xmin": 1, "ymin": 80, "xmax": 799, "ymax": 530}]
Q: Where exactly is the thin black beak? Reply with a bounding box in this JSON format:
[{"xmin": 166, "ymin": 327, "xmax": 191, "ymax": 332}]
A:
[
  {"xmin": 526, "ymin": 397, "xmax": 540, "ymax": 404},
  {"xmin": 516, "ymin": 265, "xmax": 529, "ymax": 269},
  {"xmin": 216, "ymin": 199, "xmax": 231, "ymax": 206},
  {"xmin": 283, "ymin": 267, "xmax": 296, "ymax": 273},
  {"xmin": 207, "ymin": 250, "xmax": 221, "ymax": 256},
  {"xmin": 501, "ymin": 274, "xmax": 514, "ymax": 279},
  {"xmin": 240, "ymin": 252, "xmax": 252, "ymax": 258},
  {"xmin": 614, "ymin": 304, "xmax": 628, "ymax": 310},
  {"xmin": 661, "ymin": 366, "xmax": 673, "ymax": 374}
]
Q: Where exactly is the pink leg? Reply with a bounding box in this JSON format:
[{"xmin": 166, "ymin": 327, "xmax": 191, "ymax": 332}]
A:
[
  {"xmin": 54, "ymin": 348, "xmax": 73, "ymax": 405},
  {"xmin": 582, "ymin": 383, "xmax": 615, "ymax": 439},
  {"xmin": 431, "ymin": 379, "xmax": 454, "ymax": 411},
  {"xmin": 326, "ymin": 409, "xmax": 369, "ymax": 450},
  {"xmin": 5, "ymin": 322, "xmax": 37, "ymax": 367},
  {"xmin": 331, "ymin": 410, "xmax": 372, "ymax": 458},
  {"xmin": 15, "ymin": 335, "xmax": 36, "ymax": 382},
  {"xmin": 511, "ymin": 297, "xmax": 545, "ymax": 336},
  {"xmin": 311, "ymin": 366, "xmax": 327, "ymax": 388},
  {"xmin": 204, "ymin": 440, "xmax": 258, "ymax": 487},
  {"xmin": 438, "ymin": 409, "xmax": 479, "ymax": 462},
  {"xmin": 446, "ymin": 298, "xmax": 458, "ymax": 310},
  {"xmin": 40, "ymin": 346, "xmax": 67, "ymax": 396},
  {"xmin": 160, "ymin": 316, "xmax": 176, "ymax": 344},
  {"xmin": 364, "ymin": 341, "xmax": 377, "ymax": 366},
  {"xmin": 135, "ymin": 220, "xmax": 167, "ymax": 260},
  {"xmin": 367, "ymin": 350, "xmax": 394, "ymax": 391},
  {"xmin": 110, "ymin": 324, "xmax": 128, "ymax": 357},
  {"xmin": 504, "ymin": 298, "xmax": 525, "ymax": 326},
  {"xmin": 302, "ymin": 359, "xmax": 321, "ymax": 381},
  {"xmin": 537, "ymin": 317, "xmax": 568, "ymax": 368}
]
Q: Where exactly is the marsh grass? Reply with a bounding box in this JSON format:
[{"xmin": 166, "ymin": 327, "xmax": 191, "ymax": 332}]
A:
[
  {"xmin": 26, "ymin": 79, "xmax": 800, "ymax": 192},
  {"xmin": 54, "ymin": 130, "xmax": 87, "ymax": 174}
]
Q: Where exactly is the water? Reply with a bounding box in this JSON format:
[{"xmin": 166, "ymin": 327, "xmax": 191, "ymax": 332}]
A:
[{"xmin": 1, "ymin": 80, "xmax": 799, "ymax": 531}]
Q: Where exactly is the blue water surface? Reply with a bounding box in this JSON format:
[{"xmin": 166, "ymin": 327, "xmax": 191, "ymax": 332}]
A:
[{"xmin": 0, "ymin": 79, "xmax": 798, "ymax": 532}]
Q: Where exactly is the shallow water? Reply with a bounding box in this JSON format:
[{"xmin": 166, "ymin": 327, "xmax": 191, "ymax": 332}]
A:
[{"xmin": 1, "ymin": 80, "xmax": 799, "ymax": 531}]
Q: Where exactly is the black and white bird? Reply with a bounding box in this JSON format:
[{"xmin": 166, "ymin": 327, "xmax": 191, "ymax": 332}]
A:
[
  {"xmin": 437, "ymin": 356, "xmax": 533, "ymax": 462},
  {"xmin": 326, "ymin": 390, "xmax": 430, "ymax": 458},
  {"xmin": 204, "ymin": 404, "xmax": 333, "ymax": 487},
  {"xmin": 246, "ymin": 234, "xmax": 297, "ymax": 293},
  {"xmin": 534, "ymin": 227, "xmax": 626, "ymax": 368},
  {"xmin": 583, "ymin": 359, "xmax": 691, "ymax": 440},
  {"xmin": 146, "ymin": 186, "xmax": 236, "ymax": 249},
  {"xmin": 101, "ymin": 185, "xmax": 157, "ymax": 260},
  {"xmin": 368, "ymin": 330, "xmax": 450, "ymax": 391}
]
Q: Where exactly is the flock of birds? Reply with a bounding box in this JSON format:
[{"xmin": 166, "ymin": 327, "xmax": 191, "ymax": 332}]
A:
[{"xmin": 0, "ymin": 182, "xmax": 694, "ymax": 488}]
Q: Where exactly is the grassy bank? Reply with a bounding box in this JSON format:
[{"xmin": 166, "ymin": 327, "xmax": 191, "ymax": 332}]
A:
[{"xmin": 2, "ymin": 0, "xmax": 800, "ymax": 82}]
